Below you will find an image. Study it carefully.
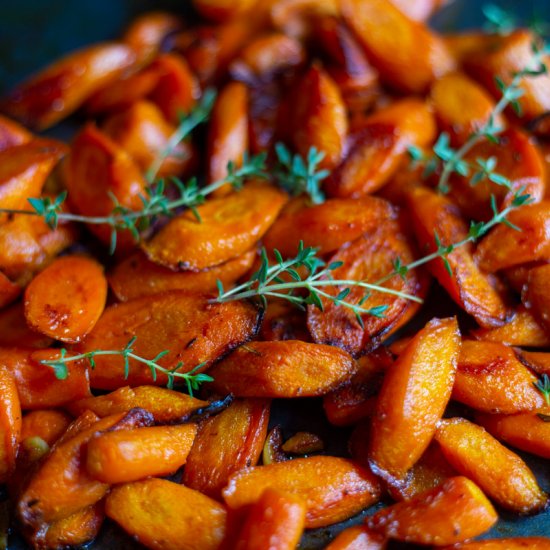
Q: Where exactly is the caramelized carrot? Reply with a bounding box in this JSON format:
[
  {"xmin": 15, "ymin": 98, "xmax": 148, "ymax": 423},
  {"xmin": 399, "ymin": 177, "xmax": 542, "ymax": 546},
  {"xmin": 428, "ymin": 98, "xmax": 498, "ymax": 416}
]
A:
[
  {"xmin": 0, "ymin": 114, "xmax": 32, "ymax": 152},
  {"xmin": 326, "ymin": 525, "xmax": 387, "ymax": 550},
  {"xmin": 0, "ymin": 366, "xmax": 21, "ymax": 483},
  {"xmin": 21, "ymin": 410, "xmax": 72, "ymax": 447},
  {"xmin": 525, "ymin": 264, "xmax": 550, "ymax": 333}
]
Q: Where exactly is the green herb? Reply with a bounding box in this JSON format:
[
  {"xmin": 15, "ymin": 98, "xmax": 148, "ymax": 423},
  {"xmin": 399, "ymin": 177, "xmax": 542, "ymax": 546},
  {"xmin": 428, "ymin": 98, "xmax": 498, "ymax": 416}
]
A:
[
  {"xmin": 215, "ymin": 242, "xmax": 421, "ymax": 327},
  {"xmin": 145, "ymin": 88, "xmax": 217, "ymax": 184},
  {"xmin": 482, "ymin": 4, "xmax": 517, "ymax": 34},
  {"xmin": 274, "ymin": 143, "xmax": 329, "ymax": 205},
  {"xmin": 534, "ymin": 373, "xmax": 550, "ymax": 406},
  {"xmin": 40, "ymin": 337, "xmax": 212, "ymax": 396},
  {"xmin": 0, "ymin": 152, "xmax": 267, "ymax": 254}
]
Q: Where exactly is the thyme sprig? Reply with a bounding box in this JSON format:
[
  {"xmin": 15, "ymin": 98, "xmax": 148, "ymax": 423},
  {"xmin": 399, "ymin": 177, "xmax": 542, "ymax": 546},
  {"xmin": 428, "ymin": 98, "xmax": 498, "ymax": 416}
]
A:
[
  {"xmin": 0, "ymin": 152, "xmax": 267, "ymax": 254},
  {"xmin": 534, "ymin": 373, "xmax": 550, "ymax": 406},
  {"xmin": 215, "ymin": 243, "xmax": 422, "ymax": 327},
  {"xmin": 410, "ymin": 41, "xmax": 550, "ymax": 194},
  {"xmin": 41, "ymin": 336, "xmax": 212, "ymax": 396},
  {"xmin": 146, "ymin": 88, "xmax": 217, "ymax": 184},
  {"xmin": 274, "ymin": 143, "xmax": 329, "ymax": 204}
]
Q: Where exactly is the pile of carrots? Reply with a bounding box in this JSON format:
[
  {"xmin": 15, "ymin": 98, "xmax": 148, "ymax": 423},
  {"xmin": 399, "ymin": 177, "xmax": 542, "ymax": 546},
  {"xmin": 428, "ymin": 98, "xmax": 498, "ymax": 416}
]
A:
[{"xmin": 0, "ymin": 0, "xmax": 549, "ymax": 548}]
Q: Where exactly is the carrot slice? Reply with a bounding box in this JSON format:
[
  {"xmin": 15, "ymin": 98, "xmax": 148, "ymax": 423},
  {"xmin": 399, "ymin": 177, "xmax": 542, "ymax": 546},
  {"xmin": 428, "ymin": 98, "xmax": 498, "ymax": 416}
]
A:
[
  {"xmin": 366, "ymin": 477, "xmax": 497, "ymax": 545},
  {"xmin": 0, "ymin": 366, "xmax": 21, "ymax": 483},
  {"xmin": 369, "ymin": 317, "xmax": 460, "ymax": 482},
  {"xmin": 441, "ymin": 539, "xmax": 550, "ymax": 549},
  {"xmin": 184, "ymin": 398, "xmax": 269, "ymax": 498},
  {"xmin": 234, "ymin": 488, "xmax": 306, "ymax": 550},
  {"xmin": 77, "ymin": 291, "xmax": 261, "ymax": 389},
  {"xmin": 453, "ymin": 340, "xmax": 545, "ymax": 413},
  {"xmin": 0, "ymin": 303, "xmax": 52, "ymax": 348},
  {"xmin": 21, "ymin": 410, "xmax": 72, "ymax": 447},
  {"xmin": 0, "ymin": 114, "xmax": 32, "ymax": 152},
  {"xmin": 143, "ymin": 182, "xmax": 286, "ymax": 270},
  {"xmin": 87, "ymin": 424, "xmax": 197, "ymax": 484},
  {"xmin": 223, "ymin": 455, "xmax": 381, "ymax": 528},
  {"xmin": 341, "ymin": 0, "xmax": 455, "ymax": 93},
  {"xmin": 435, "ymin": 418, "xmax": 548, "ymax": 514},
  {"xmin": 1, "ymin": 43, "xmax": 136, "ymax": 130},
  {"xmin": 24, "ymin": 256, "xmax": 107, "ymax": 343},
  {"xmin": 108, "ymin": 249, "xmax": 256, "ymax": 302},
  {"xmin": 515, "ymin": 348, "xmax": 550, "ymax": 376},
  {"xmin": 106, "ymin": 478, "xmax": 227, "ymax": 550},
  {"xmin": 208, "ymin": 340, "xmax": 357, "ymax": 398},
  {"xmin": 408, "ymin": 186, "xmax": 509, "ymax": 327},
  {"xmin": 525, "ymin": 264, "xmax": 550, "ymax": 333},
  {"xmin": 325, "ymin": 525, "xmax": 386, "ymax": 550}
]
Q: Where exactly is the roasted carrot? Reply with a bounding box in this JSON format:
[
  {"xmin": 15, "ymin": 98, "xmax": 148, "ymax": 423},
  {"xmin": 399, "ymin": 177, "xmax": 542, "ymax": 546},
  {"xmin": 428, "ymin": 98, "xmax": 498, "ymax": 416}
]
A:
[
  {"xmin": 0, "ymin": 366, "xmax": 21, "ymax": 483},
  {"xmin": 20, "ymin": 410, "xmax": 72, "ymax": 447}
]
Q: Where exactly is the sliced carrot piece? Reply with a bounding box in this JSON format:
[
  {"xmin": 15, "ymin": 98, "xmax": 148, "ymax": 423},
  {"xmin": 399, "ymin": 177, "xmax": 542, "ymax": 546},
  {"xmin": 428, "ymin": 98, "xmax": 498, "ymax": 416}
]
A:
[
  {"xmin": 21, "ymin": 410, "xmax": 72, "ymax": 447},
  {"xmin": 184, "ymin": 398, "xmax": 269, "ymax": 498},
  {"xmin": 64, "ymin": 123, "xmax": 147, "ymax": 250},
  {"xmin": 307, "ymin": 220, "xmax": 426, "ymax": 356},
  {"xmin": 1, "ymin": 43, "xmax": 136, "ymax": 130},
  {"xmin": 106, "ymin": 478, "xmax": 227, "ymax": 550},
  {"xmin": 341, "ymin": 0, "xmax": 455, "ymax": 93},
  {"xmin": 476, "ymin": 410, "xmax": 550, "ymax": 460},
  {"xmin": 108, "ymin": 249, "xmax": 256, "ymax": 302},
  {"xmin": 148, "ymin": 53, "xmax": 199, "ymax": 123},
  {"xmin": 17, "ymin": 408, "xmax": 153, "ymax": 526},
  {"xmin": 0, "ymin": 114, "xmax": 32, "ymax": 152},
  {"xmin": 208, "ymin": 340, "xmax": 356, "ymax": 398},
  {"xmin": 290, "ymin": 65, "xmax": 348, "ymax": 170},
  {"xmin": 435, "ymin": 418, "xmax": 548, "ymax": 513},
  {"xmin": 475, "ymin": 202, "xmax": 550, "ymax": 273},
  {"xmin": 264, "ymin": 196, "xmax": 395, "ymax": 257},
  {"xmin": 270, "ymin": 0, "xmax": 338, "ymax": 40},
  {"xmin": 234, "ymin": 488, "xmax": 306, "ymax": 550},
  {"xmin": 430, "ymin": 72, "xmax": 502, "ymax": 146},
  {"xmin": 369, "ymin": 317, "xmax": 460, "ymax": 482},
  {"xmin": 504, "ymin": 261, "xmax": 547, "ymax": 294},
  {"xmin": 143, "ymin": 182, "xmax": 286, "ymax": 270},
  {"xmin": 0, "ymin": 303, "xmax": 52, "ymax": 349},
  {"xmin": 24, "ymin": 256, "xmax": 107, "ymax": 343},
  {"xmin": 223, "ymin": 455, "xmax": 382, "ymax": 528},
  {"xmin": 515, "ymin": 348, "xmax": 550, "ymax": 376},
  {"xmin": 102, "ymin": 100, "xmax": 194, "ymax": 178},
  {"xmin": 77, "ymin": 291, "xmax": 260, "ymax": 389},
  {"xmin": 325, "ymin": 525, "xmax": 386, "ymax": 550},
  {"xmin": 0, "ymin": 366, "xmax": 21, "ymax": 483},
  {"xmin": 87, "ymin": 423, "xmax": 197, "ymax": 484},
  {"xmin": 453, "ymin": 340, "xmax": 545, "ymax": 413},
  {"xmin": 207, "ymin": 81, "xmax": 249, "ymax": 192},
  {"xmin": 472, "ymin": 306, "xmax": 550, "ymax": 347},
  {"xmin": 441, "ymin": 539, "xmax": 550, "ymax": 549},
  {"xmin": 524, "ymin": 264, "xmax": 550, "ymax": 333},
  {"xmin": 408, "ymin": 186, "xmax": 509, "ymax": 328},
  {"xmin": 0, "ymin": 139, "xmax": 67, "ymax": 215},
  {"xmin": 0, "ymin": 347, "xmax": 90, "ymax": 410},
  {"xmin": 366, "ymin": 477, "xmax": 497, "ymax": 545},
  {"xmin": 67, "ymin": 385, "xmax": 206, "ymax": 422}
]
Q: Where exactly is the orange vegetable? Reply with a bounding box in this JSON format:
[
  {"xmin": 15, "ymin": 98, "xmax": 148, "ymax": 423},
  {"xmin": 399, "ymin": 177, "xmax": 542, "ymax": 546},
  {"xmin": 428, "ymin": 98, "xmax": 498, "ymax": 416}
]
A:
[
  {"xmin": 183, "ymin": 398, "xmax": 270, "ymax": 498},
  {"xmin": 475, "ymin": 201, "xmax": 550, "ymax": 272},
  {"xmin": 0, "ymin": 366, "xmax": 21, "ymax": 483},
  {"xmin": 0, "ymin": 303, "xmax": 52, "ymax": 349},
  {"xmin": 341, "ymin": 0, "xmax": 455, "ymax": 93},
  {"xmin": 0, "ymin": 138, "xmax": 67, "ymax": 215},
  {"xmin": 102, "ymin": 100, "xmax": 194, "ymax": 178},
  {"xmin": 87, "ymin": 423, "xmax": 197, "ymax": 484},
  {"xmin": 264, "ymin": 196, "xmax": 395, "ymax": 257},
  {"xmin": 67, "ymin": 385, "xmax": 207, "ymax": 423},
  {"xmin": 234, "ymin": 488, "xmax": 306, "ymax": 550},
  {"xmin": 325, "ymin": 525, "xmax": 386, "ymax": 550},
  {"xmin": 515, "ymin": 348, "xmax": 550, "ymax": 376},
  {"xmin": 106, "ymin": 478, "xmax": 227, "ymax": 550},
  {"xmin": 369, "ymin": 317, "xmax": 460, "ymax": 482},
  {"xmin": 475, "ymin": 410, "xmax": 550, "ymax": 460},
  {"xmin": 108, "ymin": 249, "xmax": 256, "ymax": 302},
  {"xmin": 143, "ymin": 182, "xmax": 286, "ymax": 270},
  {"xmin": 208, "ymin": 340, "xmax": 357, "ymax": 397},
  {"xmin": 0, "ymin": 347, "xmax": 91, "ymax": 410},
  {"xmin": 0, "ymin": 271, "xmax": 21, "ymax": 310},
  {"xmin": 282, "ymin": 431, "xmax": 324, "ymax": 454},
  {"xmin": 290, "ymin": 65, "xmax": 348, "ymax": 170},
  {"xmin": 1, "ymin": 43, "xmax": 136, "ymax": 130},
  {"xmin": 325, "ymin": 99, "xmax": 436, "ymax": 198},
  {"xmin": 408, "ymin": 186, "xmax": 509, "ymax": 327},
  {"xmin": 442, "ymin": 538, "xmax": 550, "ymax": 549},
  {"xmin": 307, "ymin": 220, "xmax": 426, "ymax": 356},
  {"xmin": 193, "ymin": 0, "xmax": 259, "ymax": 22},
  {"xmin": 64, "ymin": 123, "xmax": 147, "ymax": 250},
  {"xmin": 24, "ymin": 255, "xmax": 107, "ymax": 343},
  {"xmin": 223, "ymin": 456, "xmax": 382, "ymax": 528},
  {"xmin": 525, "ymin": 264, "xmax": 550, "ymax": 333},
  {"xmin": 0, "ymin": 114, "xmax": 32, "ymax": 152},
  {"xmin": 389, "ymin": 0, "xmax": 446, "ymax": 21},
  {"xmin": 78, "ymin": 291, "xmax": 261, "ymax": 389},
  {"xmin": 259, "ymin": 299, "xmax": 311, "ymax": 342},
  {"xmin": 21, "ymin": 410, "xmax": 72, "ymax": 447},
  {"xmin": 453, "ymin": 340, "xmax": 545, "ymax": 414},
  {"xmin": 270, "ymin": 0, "xmax": 338, "ymax": 40},
  {"xmin": 366, "ymin": 477, "xmax": 497, "ymax": 545},
  {"xmin": 435, "ymin": 418, "xmax": 548, "ymax": 514},
  {"xmin": 207, "ymin": 81, "xmax": 249, "ymax": 189}
]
